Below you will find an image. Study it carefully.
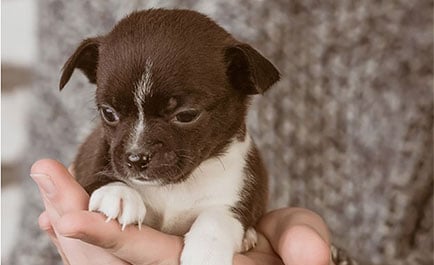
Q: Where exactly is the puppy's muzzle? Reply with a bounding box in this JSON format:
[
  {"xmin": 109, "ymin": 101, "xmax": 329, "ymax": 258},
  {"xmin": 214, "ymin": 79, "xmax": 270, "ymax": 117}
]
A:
[{"xmin": 126, "ymin": 152, "xmax": 151, "ymax": 172}]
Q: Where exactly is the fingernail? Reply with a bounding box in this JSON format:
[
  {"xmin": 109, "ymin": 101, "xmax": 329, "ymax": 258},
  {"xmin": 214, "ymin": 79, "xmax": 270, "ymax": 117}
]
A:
[{"xmin": 30, "ymin": 173, "xmax": 56, "ymax": 198}]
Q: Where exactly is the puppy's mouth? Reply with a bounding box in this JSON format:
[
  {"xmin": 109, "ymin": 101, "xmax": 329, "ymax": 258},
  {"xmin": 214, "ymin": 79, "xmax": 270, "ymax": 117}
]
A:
[{"xmin": 113, "ymin": 150, "xmax": 199, "ymax": 186}]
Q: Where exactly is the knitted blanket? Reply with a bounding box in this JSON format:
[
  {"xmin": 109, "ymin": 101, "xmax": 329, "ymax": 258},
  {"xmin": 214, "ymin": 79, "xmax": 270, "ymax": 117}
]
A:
[{"xmin": 8, "ymin": 1, "xmax": 432, "ymax": 264}]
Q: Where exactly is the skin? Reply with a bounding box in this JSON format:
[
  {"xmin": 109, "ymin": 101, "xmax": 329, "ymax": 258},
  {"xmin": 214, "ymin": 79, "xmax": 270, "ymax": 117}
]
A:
[{"xmin": 31, "ymin": 159, "xmax": 333, "ymax": 265}]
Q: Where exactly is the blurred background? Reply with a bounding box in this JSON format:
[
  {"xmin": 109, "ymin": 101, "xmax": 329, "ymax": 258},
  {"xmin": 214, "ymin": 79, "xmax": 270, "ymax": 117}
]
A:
[
  {"xmin": 2, "ymin": 1, "xmax": 433, "ymax": 265},
  {"xmin": 2, "ymin": 0, "xmax": 36, "ymax": 260}
]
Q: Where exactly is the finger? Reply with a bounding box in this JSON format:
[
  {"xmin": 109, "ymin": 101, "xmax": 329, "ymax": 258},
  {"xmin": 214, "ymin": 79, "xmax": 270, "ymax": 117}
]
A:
[
  {"xmin": 38, "ymin": 212, "xmax": 71, "ymax": 265},
  {"xmin": 258, "ymin": 208, "xmax": 330, "ymax": 245},
  {"xmin": 239, "ymin": 233, "xmax": 284, "ymax": 265},
  {"xmin": 56, "ymin": 210, "xmax": 183, "ymax": 265},
  {"xmin": 251, "ymin": 232, "xmax": 276, "ymax": 255},
  {"xmin": 48, "ymin": 233, "xmax": 71, "ymax": 265},
  {"xmin": 257, "ymin": 208, "xmax": 331, "ymax": 265},
  {"xmin": 67, "ymin": 163, "xmax": 75, "ymax": 177},
  {"xmin": 233, "ymin": 254, "xmax": 256, "ymax": 265},
  {"xmin": 30, "ymin": 159, "xmax": 89, "ymax": 215},
  {"xmin": 38, "ymin": 211, "xmax": 56, "ymax": 238},
  {"xmin": 237, "ymin": 252, "xmax": 283, "ymax": 265},
  {"xmin": 279, "ymin": 225, "xmax": 331, "ymax": 265},
  {"xmin": 31, "ymin": 160, "xmax": 126, "ymax": 265}
]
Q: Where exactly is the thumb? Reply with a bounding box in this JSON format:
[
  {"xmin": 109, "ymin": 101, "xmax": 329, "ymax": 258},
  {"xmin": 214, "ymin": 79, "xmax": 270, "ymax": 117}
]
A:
[{"xmin": 30, "ymin": 159, "xmax": 89, "ymax": 216}]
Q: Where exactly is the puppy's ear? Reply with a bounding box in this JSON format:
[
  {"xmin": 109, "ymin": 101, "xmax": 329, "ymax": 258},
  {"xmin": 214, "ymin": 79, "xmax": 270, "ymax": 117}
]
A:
[
  {"xmin": 59, "ymin": 38, "xmax": 100, "ymax": 90},
  {"xmin": 224, "ymin": 43, "xmax": 280, "ymax": 95}
]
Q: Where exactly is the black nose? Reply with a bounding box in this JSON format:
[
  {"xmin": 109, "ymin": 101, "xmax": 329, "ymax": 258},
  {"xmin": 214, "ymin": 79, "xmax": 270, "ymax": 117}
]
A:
[{"xmin": 126, "ymin": 152, "xmax": 151, "ymax": 171}]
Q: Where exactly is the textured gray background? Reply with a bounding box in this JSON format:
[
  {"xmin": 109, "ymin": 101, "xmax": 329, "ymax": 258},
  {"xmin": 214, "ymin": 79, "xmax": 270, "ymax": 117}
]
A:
[{"xmin": 7, "ymin": 1, "xmax": 433, "ymax": 265}]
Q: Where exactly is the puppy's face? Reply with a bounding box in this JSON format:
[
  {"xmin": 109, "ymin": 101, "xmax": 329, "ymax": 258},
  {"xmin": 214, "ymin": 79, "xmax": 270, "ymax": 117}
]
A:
[{"xmin": 60, "ymin": 9, "xmax": 279, "ymax": 185}]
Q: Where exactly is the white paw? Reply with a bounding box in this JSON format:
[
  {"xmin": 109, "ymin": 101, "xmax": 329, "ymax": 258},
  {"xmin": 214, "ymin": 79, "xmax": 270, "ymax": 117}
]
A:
[
  {"xmin": 89, "ymin": 182, "xmax": 146, "ymax": 230},
  {"xmin": 181, "ymin": 235, "xmax": 233, "ymax": 265},
  {"xmin": 241, "ymin": 227, "xmax": 258, "ymax": 252},
  {"xmin": 180, "ymin": 210, "xmax": 243, "ymax": 265}
]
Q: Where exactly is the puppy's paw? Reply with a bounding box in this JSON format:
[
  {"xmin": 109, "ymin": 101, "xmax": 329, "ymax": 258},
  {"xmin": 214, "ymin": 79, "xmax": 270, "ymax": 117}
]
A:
[
  {"xmin": 180, "ymin": 236, "xmax": 232, "ymax": 265},
  {"xmin": 241, "ymin": 227, "xmax": 258, "ymax": 252},
  {"xmin": 89, "ymin": 182, "xmax": 146, "ymax": 230},
  {"xmin": 180, "ymin": 209, "xmax": 244, "ymax": 265}
]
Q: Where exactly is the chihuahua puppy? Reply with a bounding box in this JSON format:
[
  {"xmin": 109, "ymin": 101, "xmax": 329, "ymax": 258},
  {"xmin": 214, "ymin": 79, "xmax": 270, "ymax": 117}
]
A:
[{"xmin": 60, "ymin": 9, "xmax": 279, "ymax": 265}]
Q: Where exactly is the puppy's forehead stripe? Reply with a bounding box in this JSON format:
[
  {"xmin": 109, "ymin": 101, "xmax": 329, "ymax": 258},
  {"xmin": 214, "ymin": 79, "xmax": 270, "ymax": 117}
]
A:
[
  {"xmin": 135, "ymin": 59, "xmax": 154, "ymax": 101},
  {"xmin": 130, "ymin": 59, "xmax": 154, "ymax": 150}
]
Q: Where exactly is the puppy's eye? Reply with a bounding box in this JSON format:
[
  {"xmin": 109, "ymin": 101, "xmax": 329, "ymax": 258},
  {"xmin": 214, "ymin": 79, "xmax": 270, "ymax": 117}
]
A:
[
  {"xmin": 174, "ymin": 109, "xmax": 200, "ymax": 123},
  {"xmin": 100, "ymin": 106, "xmax": 119, "ymax": 126}
]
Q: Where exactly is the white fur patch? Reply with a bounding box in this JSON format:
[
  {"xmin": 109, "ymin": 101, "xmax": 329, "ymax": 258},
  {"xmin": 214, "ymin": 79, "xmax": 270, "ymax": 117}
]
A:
[
  {"xmin": 91, "ymin": 134, "xmax": 252, "ymax": 264},
  {"xmin": 130, "ymin": 59, "xmax": 153, "ymax": 150},
  {"xmin": 89, "ymin": 182, "xmax": 147, "ymax": 230},
  {"xmin": 135, "ymin": 58, "xmax": 154, "ymax": 99},
  {"xmin": 180, "ymin": 208, "xmax": 244, "ymax": 265},
  {"xmin": 136, "ymin": 135, "xmax": 252, "ymax": 235}
]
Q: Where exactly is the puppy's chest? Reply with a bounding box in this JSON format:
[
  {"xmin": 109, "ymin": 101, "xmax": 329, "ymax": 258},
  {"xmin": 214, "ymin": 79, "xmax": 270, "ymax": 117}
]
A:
[{"xmin": 136, "ymin": 159, "xmax": 246, "ymax": 235}]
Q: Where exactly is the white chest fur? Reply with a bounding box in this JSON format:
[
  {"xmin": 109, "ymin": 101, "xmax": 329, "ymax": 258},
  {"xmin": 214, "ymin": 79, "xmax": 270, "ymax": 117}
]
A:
[
  {"xmin": 135, "ymin": 136, "xmax": 251, "ymax": 235},
  {"xmin": 88, "ymin": 135, "xmax": 254, "ymax": 265}
]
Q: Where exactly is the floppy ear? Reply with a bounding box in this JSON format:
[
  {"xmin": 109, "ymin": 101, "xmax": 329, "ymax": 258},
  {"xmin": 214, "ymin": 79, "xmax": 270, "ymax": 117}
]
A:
[
  {"xmin": 224, "ymin": 43, "xmax": 280, "ymax": 95},
  {"xmin": 59, "ymin": 38, "xmax": 100, "ymax": 90}
]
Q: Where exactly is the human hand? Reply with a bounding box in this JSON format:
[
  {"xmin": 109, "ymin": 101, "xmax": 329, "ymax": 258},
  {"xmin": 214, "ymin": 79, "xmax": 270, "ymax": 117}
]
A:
[
  {"xmin": 32, "ymin": 159, "xmax": 182, "ymax": 265},
  {"xmin": 32, "ymin": 159, "xmax": 331, "ymax": 265}
]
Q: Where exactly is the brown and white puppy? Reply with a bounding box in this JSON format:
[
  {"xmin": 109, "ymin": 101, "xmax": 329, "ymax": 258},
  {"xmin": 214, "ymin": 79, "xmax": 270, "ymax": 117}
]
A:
[{"xmin": 60, "ymin": 9, "xmax": 279, "ymax": 265}]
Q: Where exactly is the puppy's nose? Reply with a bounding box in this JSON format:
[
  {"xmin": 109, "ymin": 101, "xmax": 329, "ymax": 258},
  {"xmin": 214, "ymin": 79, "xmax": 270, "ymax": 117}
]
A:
[{"xmin": 126, "ymin": 152, "xmax": 151, "ymax": 171}]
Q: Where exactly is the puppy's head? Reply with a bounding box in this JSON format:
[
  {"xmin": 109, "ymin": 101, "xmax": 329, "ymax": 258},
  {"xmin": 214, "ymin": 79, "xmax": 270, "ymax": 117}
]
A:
[{"xmin": 60, "ymin": 9, "xmax": 279, "ymax": 185}]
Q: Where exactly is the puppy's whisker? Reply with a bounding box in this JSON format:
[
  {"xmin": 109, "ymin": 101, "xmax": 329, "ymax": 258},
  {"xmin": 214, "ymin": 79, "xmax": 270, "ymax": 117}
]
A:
[{"xmin": 177, "ymin": 155, "xmax": 196, "ymax": 164}]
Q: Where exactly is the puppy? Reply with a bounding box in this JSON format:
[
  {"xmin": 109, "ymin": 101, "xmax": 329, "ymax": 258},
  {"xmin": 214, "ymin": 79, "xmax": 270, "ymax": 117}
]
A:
[{"xmin": 59, "ymin": 9, "xmax": 279, "ymax": 265}]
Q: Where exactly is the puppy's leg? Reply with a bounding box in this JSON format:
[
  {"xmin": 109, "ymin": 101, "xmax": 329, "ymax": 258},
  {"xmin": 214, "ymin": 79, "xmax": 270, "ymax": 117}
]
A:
[
  {"xmin": 89, "ymin": 182, "xmax": 146, "ymax": 230},
  {"xmin": 181, "ymin": 208, "xmax": 244, "ymax": 265}
]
